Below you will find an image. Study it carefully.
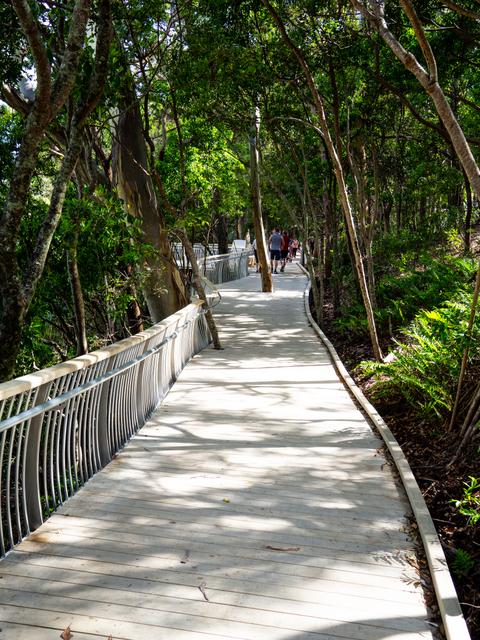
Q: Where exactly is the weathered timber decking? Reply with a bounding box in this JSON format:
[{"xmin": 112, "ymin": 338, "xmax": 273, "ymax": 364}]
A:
[{"xmin": 0, "ymin": 266, "xmax": 436, "ymax": 640}]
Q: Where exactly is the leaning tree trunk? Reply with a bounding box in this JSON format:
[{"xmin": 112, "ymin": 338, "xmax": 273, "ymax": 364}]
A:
[
  {"xmin": 0, "ymin": 124, "xmax": 90, "ymax": 380},
  {"xmin": 249, "ymin": 119, "xmax": 273, "ymax": 292},
  {"xmin": 175, "ymin": 227, "xmax": 222, "ymax": 350},
  {"xmin": 313, "ymin": 215, "xmax": 324, "ymax": 324},
  {"xmin": 301, "ymin": 227, "xmax": 323, "ymax": 327},
  {"xmin": 112, "ymin": 101, "xmax": 188, "ymax": 323},
  {"xmin": 262, "ymin": 0, "xmax": 383, "ymax": 362},
  {"xmin": 0, "ymin": 0, "xmax": 109, "ymax": 382}
]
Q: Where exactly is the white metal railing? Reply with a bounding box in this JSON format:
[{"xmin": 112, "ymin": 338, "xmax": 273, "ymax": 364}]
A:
[
  {"xmin": 173, "ymin": 243, "xmax": 252, "ymax": 270},
  {"xmin": 199, "ymin": 249, "xmax": 252, "ymax": 285},
  {"xmin": 172, "ymin": 243, "xmax": 220, "ymax": 264},
  {"xmin": 0, "ymin": 294, "xmax": 217, "ymax": 558},
  {"xmin": 0, "ymin": 245, "xmax": 253, "ymax": 560}
]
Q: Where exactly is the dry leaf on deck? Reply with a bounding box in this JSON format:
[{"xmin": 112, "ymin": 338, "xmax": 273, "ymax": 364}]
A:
[
  {"xmin": 60, "ymin": 624, "xmax": 73, "ymax": 640},
  {"xmin": 199, "ymin": 580, "xmax": 209, "ymax": 601}
]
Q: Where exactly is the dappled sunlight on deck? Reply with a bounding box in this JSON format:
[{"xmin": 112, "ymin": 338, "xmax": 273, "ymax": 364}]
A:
[{"xmin": 0, "ymin": 267, "xmax": 436, "ymax": 639}]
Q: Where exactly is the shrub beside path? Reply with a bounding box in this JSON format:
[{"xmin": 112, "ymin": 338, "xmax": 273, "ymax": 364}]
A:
[{"xmin": 0, "ymin": 267, "xmax": 437, "ymax": 639}]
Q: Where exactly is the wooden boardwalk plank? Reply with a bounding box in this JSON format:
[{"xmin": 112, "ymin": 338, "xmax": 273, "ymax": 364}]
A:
[
  {"xmin": 1, "ymin": 549, "xmax": 422, "ymax": 604},
  {"xmin": 0, "ymin": 268, "xmax": 435, "ymax": 639}
]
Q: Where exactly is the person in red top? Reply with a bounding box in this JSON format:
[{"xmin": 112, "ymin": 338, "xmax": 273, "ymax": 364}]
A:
[{"xmin": 280, "ymin": 230, "xmax": 291, "ymax": 272}]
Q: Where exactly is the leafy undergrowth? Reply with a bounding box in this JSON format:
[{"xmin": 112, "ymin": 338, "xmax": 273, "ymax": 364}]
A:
[{"xmin": 312, "ymin": 281, "xmax": 480, "ymax": 640}]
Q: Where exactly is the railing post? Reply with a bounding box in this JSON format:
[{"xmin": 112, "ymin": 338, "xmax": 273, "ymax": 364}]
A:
[
  {"xmin": 97, "ymin": 357, "xmax": 116, "ymax": 466},
  {"xmin": 24, "ymin": 382, "xmax": 50, "ymax": 532},
  {"xmin": 136, "ymin": 337, "xmax": 152, "ymax": 426}
]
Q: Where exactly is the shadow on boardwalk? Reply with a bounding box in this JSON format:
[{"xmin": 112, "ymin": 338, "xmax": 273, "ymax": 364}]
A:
[{"xmin": 0, "ymin": 268, "xmax": 437, "ymax": 639}]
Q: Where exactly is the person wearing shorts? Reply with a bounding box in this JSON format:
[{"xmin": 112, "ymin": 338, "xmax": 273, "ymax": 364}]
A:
[
  {"xmin": 280, "ymin": 230, "xmax": 290, "ymax": 272},
  {"xmin": 268, "ymin": 228, "xmax": 282, "ymax": 274},
  {"xmin": 292, "ymin": 238, "xmax": 299, "ymax": 257}
]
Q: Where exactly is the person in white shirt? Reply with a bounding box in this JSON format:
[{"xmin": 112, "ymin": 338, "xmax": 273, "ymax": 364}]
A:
[{"xmin": 252, "ymin": 238, "xmax": 259, "ymax": 272}]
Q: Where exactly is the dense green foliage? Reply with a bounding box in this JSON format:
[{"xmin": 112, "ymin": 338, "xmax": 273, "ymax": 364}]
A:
[
  {"xmin": 361, "ymin": 291, "xmax": 480, "ymax": 422},
  {"xmin": 2, "ymin": 0, "xmax": 480, "ymax": 429}
]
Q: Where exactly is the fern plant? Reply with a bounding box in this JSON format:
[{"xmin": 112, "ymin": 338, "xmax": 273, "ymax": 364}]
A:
[
  {"xmin": 451, "ymin": 548, "xmax": 475, "ymax": 577},
  {"xmin": 359, "ymin": 292, "xmax": 480, "ymax": 422}
]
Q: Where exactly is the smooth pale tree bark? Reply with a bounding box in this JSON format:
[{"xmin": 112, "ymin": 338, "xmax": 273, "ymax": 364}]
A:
[
  {"xmin": 261, "ymin": 0, "xmax": 383, "ymax": 361},
  {"xmin": 249, "ymin": 119, "xmax": 273, "ymax": 292},
  {"xmin": 351, "ymin": 0, "xmax": 480, "ymax": 422},
  {"xmin": 261, "ymin": 155, "xmax": 324, "ymax": 325},
  {"xmin": 351, "ymin": 0, "xmax": 480, "ymax": 201},
  {"xmin": 174, "ymin": 227, "xmax": 222, "ymax": 350},
  {"xmin": 112, "ymin": 101, "xmax": 188, "ymax": 322},
  {"xmin": 321, "ymin": 148, "xmax": 333, "ymax": 280},
  {"xmin": 151, "ymin": 167, "xmax": 222, "ymax": 351},
  {"xmin": 0, "ymin": 0, "xmax": 111, "ymax": 381},
  {"xmin": 347, "ymin": 130, "xmax": 379, "ymax": 311},
  {"xmin": 312, "ymin": 216, "xmax": 325, "ymax": 326}
]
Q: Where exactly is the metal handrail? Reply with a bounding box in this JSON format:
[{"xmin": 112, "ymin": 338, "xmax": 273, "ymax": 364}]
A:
[
  {"xmin": 198, "ymin": 248, "xmax": 252, "ymax": 285},
  {"xmin": 0, "ymin": 305, "xmax": 214, "ymax": 436},
  {"xmin": 0, "ymin": 246, "xmax": 249, "ymax": 561},
  {"xmin": 0, "ymin": 283, "xmax": 221, "ymax": 559}
]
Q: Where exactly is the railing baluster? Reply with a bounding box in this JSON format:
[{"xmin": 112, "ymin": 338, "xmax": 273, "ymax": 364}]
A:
[
  {"xmin": 24, "ymin": 383, "xmax": 51, "ymax": 532},
  {"xmin": 0, "ymin": 251, "xmax": 252, "ymax": 560}
]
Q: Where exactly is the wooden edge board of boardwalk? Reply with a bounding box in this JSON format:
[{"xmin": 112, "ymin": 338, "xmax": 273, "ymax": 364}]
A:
[{"xmin": 0, "ymin": 265, "xmax": 439, "ymax": 640}]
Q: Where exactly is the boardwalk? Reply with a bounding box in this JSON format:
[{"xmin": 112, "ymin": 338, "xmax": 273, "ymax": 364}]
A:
[{"xmin": 0, "ymin": 267, "xmax": 435, "ymax": 640}]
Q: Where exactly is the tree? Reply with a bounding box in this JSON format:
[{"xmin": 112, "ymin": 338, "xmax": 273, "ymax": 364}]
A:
[
  {"xmin": 261, "ymin": 0, "xmax": 384, "ymax": 362},
  {"xmin": 0, "ymin": 0, "xmax": 112, "ymax": 381}
]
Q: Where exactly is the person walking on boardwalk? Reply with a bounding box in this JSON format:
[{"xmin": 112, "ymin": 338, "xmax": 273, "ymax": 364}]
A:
[
  {"xmin": 252, "ymin": 238, "xmax": 260, "ymax": 272},
  {"xmin": 280, "ymin": 230, "xmax": 291, "ymax": 272},
  {"xmin": 291, "ymin": 237, "xmax": 299, "ymax": 258},
  {"xmin": 268, "ymin": 227, "xmax": 282, "ymax": 274}
]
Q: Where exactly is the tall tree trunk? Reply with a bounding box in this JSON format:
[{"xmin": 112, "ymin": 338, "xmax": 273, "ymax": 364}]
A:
[
  {"xmin": 216, "ymin": 214, "xmax": 229, "ymax": 255},
  {"xmin": 112, "ymin": 102, "xmax": 188, "ymax": 322},
  {"xmin": 365, "ymin": 246, "xmax": 377, "ymax": 311},
  {"xmin": 0, "ymin": 0, "xmax": 110, "ymax": 382},
  {"xmin": 175, "ymin": 227, "xmax": 222, "ymax": 350},
  {"xmin": 261, "ymin": 0, "xmax": 383, "ymax": 361},
  {"xmin": 212, "ymin": 188, "xmax": 229, "ymax": 254},
  {"xmin": 249, "ymin": 118, "xmax": 273, "ymax": 292},
  {"xmin": 236, "ymin": 215, "xmax": 243, "ymax": 239},
  {"xmin": 324, "ymin": 189, "xmax": 332, "ymax": 280},
  {"xmin": 0, "ymin": 125, "xmax": 86, "ymax": 381},
  {"xmin": 331, "ymin": 197, "xmax": 341, "ymax": 315},
  {"xmin": 313, "ymin": 216, "xmax": 324, "ymax": 326},
  {"xmin": 464, "ymin": 170, "xmax": 472, "ymax": 252},
  {"xmin": 300, "ymin": 227, "xmax": 323, "ymax": 327},
  {"xmin": 396, "ymin": 194, "xmax": 402, "ymax": 234}
]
